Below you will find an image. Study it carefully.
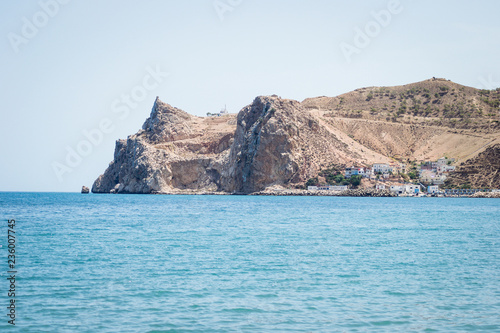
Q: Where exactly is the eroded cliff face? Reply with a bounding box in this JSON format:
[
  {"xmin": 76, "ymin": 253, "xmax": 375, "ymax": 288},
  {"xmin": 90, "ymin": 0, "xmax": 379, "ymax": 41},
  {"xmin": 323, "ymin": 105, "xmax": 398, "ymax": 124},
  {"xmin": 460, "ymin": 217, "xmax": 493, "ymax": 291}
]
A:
[
  {"xmin": 92, "ymin": 97, "xmax": 235, "ymax": 193},
  {"xmin": 92, "ymin": 136, "xmax": 173, "ymax": 193},
  {"xmin": 221, "ymin": 96, "xmax": 364, "ymax": 193}
]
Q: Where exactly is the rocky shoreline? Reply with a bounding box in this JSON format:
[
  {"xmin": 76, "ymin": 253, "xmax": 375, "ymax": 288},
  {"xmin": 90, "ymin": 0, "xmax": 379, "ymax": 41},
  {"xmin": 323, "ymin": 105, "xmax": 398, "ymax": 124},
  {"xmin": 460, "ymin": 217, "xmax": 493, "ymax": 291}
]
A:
[
  {"xmin": 146, "ymin": 188, "xmax": 396, "ymax": 197},
  {"xmin": 470, "ymin": 192, "xmax": 500, "ymax": 198},
  {"xmin": 252, "ymin": 188, "xmax": 397, "ymax": 197},
  {"xmin": 91, "ymin": 188, "xmax": 500, "ymax": 197}
]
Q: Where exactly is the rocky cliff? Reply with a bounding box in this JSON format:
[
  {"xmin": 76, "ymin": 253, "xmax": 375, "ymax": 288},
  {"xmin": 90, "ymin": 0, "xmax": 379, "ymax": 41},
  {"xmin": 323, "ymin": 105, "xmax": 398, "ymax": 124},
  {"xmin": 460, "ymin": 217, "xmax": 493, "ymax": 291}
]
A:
[
  {"xmin": 221, "ymin": 96, "xmax": 384, "ymax": 193},
  {"xmin": 444, "ymin": 144, "xmax": 500, "ymax": 189},
  {"xmin": 93, "ymin": 79, "xmax": 500, "ymax": 194},
  {"xmin": 92, "ymin": 97, "xmax": 235, "ymax": 193}
]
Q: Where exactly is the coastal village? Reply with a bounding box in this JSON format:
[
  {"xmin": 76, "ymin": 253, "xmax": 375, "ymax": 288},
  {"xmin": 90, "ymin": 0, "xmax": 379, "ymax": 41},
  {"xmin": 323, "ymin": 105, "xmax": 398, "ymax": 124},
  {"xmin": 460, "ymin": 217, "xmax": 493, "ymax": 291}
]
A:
[{"xmin": 307, "ymin": 157, "xmax": 499, "ymax": 197}]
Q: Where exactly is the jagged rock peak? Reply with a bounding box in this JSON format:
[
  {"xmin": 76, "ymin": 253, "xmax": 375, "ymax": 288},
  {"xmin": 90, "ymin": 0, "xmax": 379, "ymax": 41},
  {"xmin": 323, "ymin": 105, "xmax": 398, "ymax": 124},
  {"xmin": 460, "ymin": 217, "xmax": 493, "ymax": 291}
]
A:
[
  {"xmin": 223, "ymin": 94, "xmax": 337, "ymax": 193},
  {"xmin": 238, "ymin": 95, "xmax": 301, "ymax": 128},
  {"xmin": 143, "ymin": 97, "xmax": 191, "ymax": 130},
  {"xmin": 142, "ymin": 97, "xmax": 194, "ymax": 143}
]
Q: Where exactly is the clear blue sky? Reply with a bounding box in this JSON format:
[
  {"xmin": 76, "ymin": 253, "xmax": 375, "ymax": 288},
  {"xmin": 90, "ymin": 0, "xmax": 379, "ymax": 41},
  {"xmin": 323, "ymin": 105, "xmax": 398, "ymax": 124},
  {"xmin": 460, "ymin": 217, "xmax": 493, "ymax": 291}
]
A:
[{"xmin": 1, "ymin": 0, "xmax": 499, "ymax": 192}]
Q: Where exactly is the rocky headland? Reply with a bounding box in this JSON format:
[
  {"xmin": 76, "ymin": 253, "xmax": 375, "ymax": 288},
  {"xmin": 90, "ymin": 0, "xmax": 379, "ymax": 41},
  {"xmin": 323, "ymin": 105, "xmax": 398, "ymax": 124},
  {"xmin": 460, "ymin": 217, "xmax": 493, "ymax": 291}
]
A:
[{"xmin": 92, "ymin": 79, "xmax": 500, "ymax": 195}]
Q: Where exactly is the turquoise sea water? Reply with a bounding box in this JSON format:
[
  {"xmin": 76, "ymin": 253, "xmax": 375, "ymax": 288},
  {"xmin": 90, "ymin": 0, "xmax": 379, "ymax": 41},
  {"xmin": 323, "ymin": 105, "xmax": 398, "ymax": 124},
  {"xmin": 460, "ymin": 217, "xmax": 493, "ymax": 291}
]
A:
[{"xmin": 1, "ymin": 193, "xmax": 499, "ymax": 332}]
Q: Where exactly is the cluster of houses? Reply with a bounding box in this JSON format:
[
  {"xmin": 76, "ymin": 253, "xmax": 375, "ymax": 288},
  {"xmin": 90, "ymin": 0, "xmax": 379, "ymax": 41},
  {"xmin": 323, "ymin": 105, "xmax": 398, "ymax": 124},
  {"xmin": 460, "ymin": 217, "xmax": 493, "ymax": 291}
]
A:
[
  {"xmin": 306, "ymin": 182, "xmax": 425, "ymax": 195},
  {"xmin": 344, "ymin": 163, "xmax": 404, "ymax": 180},
  {"xmin": 307, "ymin": 157, "xmax": 462, "ymax": 195},
  {"xmin": 418, "ymin": 158, "xmax": 455, "ymax": 184},
  {"xmin": 344, "ymin": 158, "xmax": 455, "ymax": 184}
]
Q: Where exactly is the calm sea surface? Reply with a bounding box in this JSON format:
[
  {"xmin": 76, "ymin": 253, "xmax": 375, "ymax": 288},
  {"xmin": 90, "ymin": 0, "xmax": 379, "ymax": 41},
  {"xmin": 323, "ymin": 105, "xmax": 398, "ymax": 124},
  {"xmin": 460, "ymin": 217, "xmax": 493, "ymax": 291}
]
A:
[{"xmin": 1, "ymin": 193, "xmax": 499, "ymax": 332}]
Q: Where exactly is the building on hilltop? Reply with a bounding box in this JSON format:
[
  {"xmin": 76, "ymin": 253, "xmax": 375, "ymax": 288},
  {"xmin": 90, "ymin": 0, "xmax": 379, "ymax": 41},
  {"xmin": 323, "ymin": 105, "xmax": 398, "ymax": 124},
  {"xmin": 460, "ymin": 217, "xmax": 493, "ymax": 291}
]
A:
[
  {"xmin": 219, "ymin": 105, "xmax": 228, "ymax": 115},
  {"xmin": 206, "ymin": 105, "xmax": 229, "ymax": 117}
]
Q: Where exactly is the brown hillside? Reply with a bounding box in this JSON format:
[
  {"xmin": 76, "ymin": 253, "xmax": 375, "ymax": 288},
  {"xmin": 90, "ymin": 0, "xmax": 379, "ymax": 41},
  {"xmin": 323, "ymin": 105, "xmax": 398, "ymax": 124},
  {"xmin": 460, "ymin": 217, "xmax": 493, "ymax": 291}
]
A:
[
  {"xmin": 444, "ymin": 144, "xmax": 500, "ymax": 189},
  {"xmin": 303, "ymin": 78, "xmax": 500, "ymax": 163},
  {"xmin": 303, "ymin": 78, "xmax": 499, "ymax": 131}
]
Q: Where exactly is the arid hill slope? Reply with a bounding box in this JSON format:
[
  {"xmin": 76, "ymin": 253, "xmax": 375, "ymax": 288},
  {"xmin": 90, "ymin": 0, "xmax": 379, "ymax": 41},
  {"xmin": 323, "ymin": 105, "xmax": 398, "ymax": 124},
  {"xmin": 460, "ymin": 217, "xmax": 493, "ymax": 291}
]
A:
[
  {"xmin": 444, "ymin": 144, "xmax": 500, "ymax": 189},
  {"xmin": 303, "ymin": 78, "xmax": 500, "ymax": 163}
]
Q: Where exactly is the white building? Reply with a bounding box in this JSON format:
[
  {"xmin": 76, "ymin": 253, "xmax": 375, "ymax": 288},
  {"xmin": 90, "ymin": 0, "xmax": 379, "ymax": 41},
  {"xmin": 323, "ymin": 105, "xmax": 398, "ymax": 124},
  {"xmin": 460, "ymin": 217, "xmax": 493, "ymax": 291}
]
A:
[
  {"xmin": 372, "ymin": 163, "xmax": 393, "ymax": 174},
  {"xmin": 390, "ymin": 185, "xmax": 404, "ymax": 194},
  {"xmin": 390, "ymin": 184, "xmax": 421, "ymax": 195},
  {"xmin": 363, "ymin": 168, "xmax": 371, "ymax": 178},
  {"xmin": 405, "ymin": 184, "xmax": 421, "ymax": 194},
  {"xmin": 437, "ymin": 165, "xmax": 455, "ymax": 174},
  {"xmin": 427, "ymin": 185, "xmax": 439, "ymax": 194},
  {"xmin": 397, "ymin": 163, "xmax": 407, "ymax": 174},
  {"xmin": 420, "ymin": 171, "xmax": 447, "ymax": 185},
  {"xmin": 375, "ymin": 184, "xmax": 386, "ymax": 190},
  {"xmin": 437, "ymin": 157, "xmax": 454, "ymax": 166},
  {"xmin": 345, "ymin": 167, "xmax": 367, "ymax": 178},
  {"xmin": 344, "ymin": 167, "xmax": 353, "ymax": 178},
  {"xmin": 219, "ymin": 105, "xmax": 228, "ymax": 115}
]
